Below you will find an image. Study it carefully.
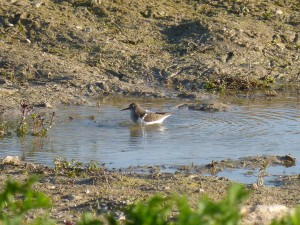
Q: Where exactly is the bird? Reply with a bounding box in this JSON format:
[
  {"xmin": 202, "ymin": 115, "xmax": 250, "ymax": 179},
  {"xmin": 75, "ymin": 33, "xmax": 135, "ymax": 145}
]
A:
[{"xmin": 121, "ymin": 103, "xmax": 171, "ymax": 125}]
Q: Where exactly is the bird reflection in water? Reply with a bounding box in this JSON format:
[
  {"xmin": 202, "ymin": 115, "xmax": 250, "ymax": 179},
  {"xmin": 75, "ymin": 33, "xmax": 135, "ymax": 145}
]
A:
[{"xmin": 129, "ymin": 124, "xmax": 166, "ymax": 138}]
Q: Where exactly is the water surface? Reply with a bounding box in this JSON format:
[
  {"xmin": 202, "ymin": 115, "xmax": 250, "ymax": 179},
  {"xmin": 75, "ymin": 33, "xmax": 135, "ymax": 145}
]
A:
[{"xmin": 0, "ymin": 96, "xmax": 299, "ymax": 184}]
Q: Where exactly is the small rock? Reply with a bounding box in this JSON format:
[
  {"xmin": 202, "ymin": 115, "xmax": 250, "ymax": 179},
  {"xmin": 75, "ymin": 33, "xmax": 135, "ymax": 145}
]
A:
[
  {"xmin": 26, "ymin": 162, "xmax": 37, "ymax": 170},
  {"xmin": 275, "ymin": 9, "xmax": 283, "ymax": 15},
  {"xmin": 241, "ymin": 205, "xmax": 290, "ymax": 225},
  {"xmin": 2, "ymin": 156, "xmax": 20, "ymax": 165},
  {"xmin": 293, "ymin": 33, "xmax": 300, "ymax": 45},
  {"xmin": 33, "ymin": 0, "xmax": 43, "ymax": 7},
  {"xmin": 35, "ymin": 102, "xmax": 52, "ymax": 108},
  {"xmin": 188, "ymin": 174, "xmax": 198, "ymax": 179},
  {"xmin": 47, "ymin": 185, "xmax": 56, "ymax": 190},
  {"xmin": 62, "ymin": 195, "xmax": 76, "ymax": 201},
  {"xmin": 195, "ymin": 188, "xmax": 205, "ymax": 193},
  {"xmin": 0, "ymin": 88, "xmax": 17, "ymax": 96},
  {"xmin": 85, "ymin": 27, "xmax": 92, "ymax": 32},
  {"xmin": 274, "ymin": 73, "xmax": 286, "ymax": 79},
  {"xmin": 186, "ymin": 102, "xmax": 230, "ymax": 112},
  {"xmin": 251, "ymin": 183, "xmax": 258, "ymax": 190},
  {"xmin": 0, "ymin": 79, "xmax": 7, "ymax": 85},
  {"xmin": 278, "ymin": 154, "xmax": 296, "ymax": 167},
  {"xmin": 115, "ymin": 212, "xmax": 126, "ymax": 221},
  {"xmin": 101, "ymin": 205, "xmax": 109, "ymax": 211},
  {"xmin": 95, "ymin": 81, "xmax": 110, "ymax": 92},
  {"xmin": 265, "ymin": 90, "xmax": 278, "ymax": 97}
]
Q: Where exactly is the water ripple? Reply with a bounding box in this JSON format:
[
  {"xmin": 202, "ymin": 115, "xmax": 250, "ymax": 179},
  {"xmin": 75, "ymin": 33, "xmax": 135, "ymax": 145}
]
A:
[{"xmin": 0, "ymin": 98, "xmax": 299, "ymax": 175}]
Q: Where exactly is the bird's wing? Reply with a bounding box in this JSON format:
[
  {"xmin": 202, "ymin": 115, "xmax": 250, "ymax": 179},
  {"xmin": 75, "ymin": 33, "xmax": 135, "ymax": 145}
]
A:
[
  {"xmin": 143, "ymin": 112, "xmax": 170, "ymax": 122},
  {"xmin": 139, "ymin": 110, "xmax": 148, "ymax": 119}
]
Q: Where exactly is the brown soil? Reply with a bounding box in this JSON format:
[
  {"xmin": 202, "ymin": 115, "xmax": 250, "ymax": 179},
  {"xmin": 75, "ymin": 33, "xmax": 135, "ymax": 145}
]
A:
[
  {"xmin": 0, "ymin": 0, "xmax": 300, "ymax": 109},
  {"xmin": 1, "ymin": 158, "xmax": 300, "ymax": 224}
]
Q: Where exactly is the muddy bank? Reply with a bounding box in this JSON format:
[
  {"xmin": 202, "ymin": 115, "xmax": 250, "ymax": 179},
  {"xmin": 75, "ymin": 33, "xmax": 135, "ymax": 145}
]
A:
[
  {"xmin": 0, "ymin": 155, "xmax": 300, "ymax": 224},
  {"xmin": 0, "ymin": 0, "xmax": 300, "ymax": 109}
]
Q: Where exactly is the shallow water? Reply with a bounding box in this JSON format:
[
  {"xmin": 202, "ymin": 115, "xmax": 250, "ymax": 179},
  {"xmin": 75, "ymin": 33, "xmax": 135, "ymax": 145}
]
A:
[{"xmin": 0, "ymin": 96, "xmax": 299, "ymax": 184}]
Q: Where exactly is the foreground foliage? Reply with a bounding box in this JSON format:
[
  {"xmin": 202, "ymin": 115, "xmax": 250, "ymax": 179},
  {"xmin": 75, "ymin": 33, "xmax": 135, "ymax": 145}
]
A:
[
  {"xmin": 0, "ymin": 176, "xmax": 54, "ymax": 225},
  {"xmin": 0, "ymin": 177, "xmax": 300, "ymax": 225}
]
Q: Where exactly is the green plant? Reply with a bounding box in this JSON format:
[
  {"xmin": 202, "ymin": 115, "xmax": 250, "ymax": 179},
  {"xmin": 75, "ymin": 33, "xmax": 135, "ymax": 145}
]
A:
[
  {"xmin": 31, "ymin": 112, "xmax": 55, "ymax": 137},
  {"xmin": 176, "ymin": 83, "xmax": 184, "ymax": 92},
  {"xmin": 0, "ymin": 176, "xmax": 54, "ymax": 225},
  {"xmin": 0, "ymin": 121, "xmax": 8, "ymax": 131},
  {"xmin": 17, "ymin": 21, "xmax": 27, "ymax": 34},
  {"xmin": 124, "ymin": 184, "xmax": 249, "ymax": 225},
  {"xmin": 77, "ymin": 212, "xmax": 105, "ymax": 225},
  {"xmin": 262, "ymin": 10, "xmax": 272, "ymax": 20},
  {"xmin": 53, "ymin": 158, "xmax": 110, "ymax": 180},
  {"xmin": 54, "ymin": 157, "xmax": 83, "ymax": 176},
  {"xmin": 1, "ymin": 178, "xmax": 300, "ymax": 225},
  {"xmin": 257, "ymin": 160, "xmax": 270, "ymax": 187},
  {"xmin": 264, "ymin": 76, "xmax": 275, "ymax": 84},
  {"xmin": 184, "ymin": 184, "xmax": 247, "ymax": 225},
  {"xmin": 0, "ymin": 121, "xmax": 9, "ymax": 137},
  {"xmin": 16, "ymin": 101, "xmax": 55, "ymax": 137},
  {"xmin": 203, "ymin": 81, "xmax": 216, "ymax": 90},
  {"xmin": 17, "ymin": 123, "xmax": 30, "ymax": 137},
  {"xmin": 17, "ymin": 101, "xmax": 33, "ymax": 137},
  {"xmin": 87, "ymin": 160, "xmax": 101, "ymax": 172},
  {"xmin": 125, "ymin": 195, "xmax": 173, "ymax": 225}
]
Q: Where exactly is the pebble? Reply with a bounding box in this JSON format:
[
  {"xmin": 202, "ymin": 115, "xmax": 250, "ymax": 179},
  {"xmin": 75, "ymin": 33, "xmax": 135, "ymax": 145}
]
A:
[
  {"xmin": 199, "ymin": 188, "xmax": 205, "ymax": 193},
  {"xmin": 2, "ymin": 156, "xmax": 21, "ymax": 165},
  {"xmin": 251, "ymin": 183, "xmax": 258, "ymax": 190},
  {"xmin": 0, "ymin": 79, "xmax": 7, "ymax": 85},
  {"xmin": 241, "ymin": 205, "xmax": 290, "ymax": 225},
  {"xmin": 47, "ymin": 185, "xmax": 56, "ymax": 190},
  {"xmin": 62, "ymin": 194, "xmax": 77, "ymax": 201},
  {"xmin": 101, "ymin": 205, "xmax": 109, "ymax": 211},
  {"xmin": 33, "ymin": 0, "xmax": 43, "ymax": 7},
  {"xmin": 26, "ymin": 162, "xmax": 37, "ymax": 170},
  {"xmin": 188, "ymin": 174, "xmax": 198, "ymax": 179},
  {"xmin": 84, "ymin": 27, "xmax": 92, "ymax": 32},
  {"xmin": 115, "ymin": 212, "xmax": 126, "ymax": 221}
]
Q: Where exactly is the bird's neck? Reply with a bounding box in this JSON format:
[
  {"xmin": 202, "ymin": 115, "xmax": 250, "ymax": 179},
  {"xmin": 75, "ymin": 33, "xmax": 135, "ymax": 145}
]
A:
[{"xmin": 135, "ymin": 107, "xmax": 147, "ymax": 117}]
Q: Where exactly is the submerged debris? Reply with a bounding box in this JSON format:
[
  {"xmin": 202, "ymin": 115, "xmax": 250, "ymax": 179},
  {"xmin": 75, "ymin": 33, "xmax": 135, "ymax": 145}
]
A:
[
  {"xmin": 177, "ymin": 101, "xmax": 230, "ymax": 112},
  {"xmin": 277, "ymin": 154, "xmax": 296, "ymax": 167}
]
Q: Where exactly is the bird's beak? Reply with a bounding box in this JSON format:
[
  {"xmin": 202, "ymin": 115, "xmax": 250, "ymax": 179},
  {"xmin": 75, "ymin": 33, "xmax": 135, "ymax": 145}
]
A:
[{"xmin": 121, "ymin": 107, "xmax": 130, "ymax": 111}]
